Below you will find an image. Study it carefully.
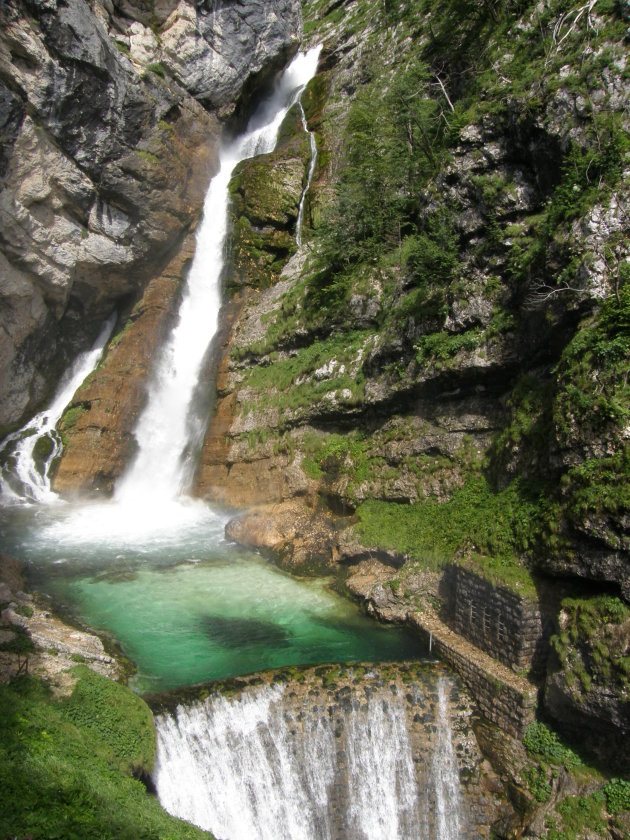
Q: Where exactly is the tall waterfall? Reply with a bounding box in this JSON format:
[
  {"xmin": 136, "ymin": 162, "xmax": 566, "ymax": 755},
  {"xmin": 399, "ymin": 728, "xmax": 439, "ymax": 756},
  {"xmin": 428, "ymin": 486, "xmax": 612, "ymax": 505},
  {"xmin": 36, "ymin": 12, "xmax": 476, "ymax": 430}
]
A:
[
  {"xmin": 0, "ymin": 314, "xmax": 115, "ymax": 503},
  {"xmin": 0, "ymin": 46, "xmax": 320, "ymax": 539},
  {"xmin": 115, "ymin": 46, "xmax": 322, "ymax": 506},
  {"xmin": 153, "ymin": 674, "xmax": 467, "ymax": 840}
]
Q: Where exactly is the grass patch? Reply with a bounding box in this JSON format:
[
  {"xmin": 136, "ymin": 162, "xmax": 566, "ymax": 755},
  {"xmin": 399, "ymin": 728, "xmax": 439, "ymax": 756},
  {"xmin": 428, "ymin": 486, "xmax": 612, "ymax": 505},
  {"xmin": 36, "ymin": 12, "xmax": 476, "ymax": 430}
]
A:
[
  {"xmin": 0, "ymin": 670, "xmax": 211, "ymax": 839},
  {"xmin": 354, "ymin": 475, "xmax": 540, "ymax": 595}
]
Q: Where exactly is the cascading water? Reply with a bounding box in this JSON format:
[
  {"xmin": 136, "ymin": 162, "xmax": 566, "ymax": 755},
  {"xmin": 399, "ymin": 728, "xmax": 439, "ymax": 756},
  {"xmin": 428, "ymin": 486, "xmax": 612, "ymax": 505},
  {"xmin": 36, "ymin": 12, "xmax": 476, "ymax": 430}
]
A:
[
  {"xmin": 296, "ymin": 101, "xmax": 317, "ymax": 247},
  {"xmin": 152, "ymin": 670, "xmax": 468, "ymax": 840},
  {"xmin": 0, "ymin": 314, "xmax": 115, "ymax": 504},
  {"xmin": 432, "ymin": 678, "xmax": 465, "ymax": 840},
  {"xmin": 116, "ymin": 45, "xmax": 322, "ymax": 508}
]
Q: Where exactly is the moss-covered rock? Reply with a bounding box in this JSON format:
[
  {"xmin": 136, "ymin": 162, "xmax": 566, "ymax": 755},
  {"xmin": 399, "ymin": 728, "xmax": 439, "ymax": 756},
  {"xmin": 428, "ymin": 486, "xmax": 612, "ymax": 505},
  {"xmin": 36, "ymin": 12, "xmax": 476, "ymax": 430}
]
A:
[{"xmin": 226, "ymin": 105, "xmax": 312, "ymax": 289}]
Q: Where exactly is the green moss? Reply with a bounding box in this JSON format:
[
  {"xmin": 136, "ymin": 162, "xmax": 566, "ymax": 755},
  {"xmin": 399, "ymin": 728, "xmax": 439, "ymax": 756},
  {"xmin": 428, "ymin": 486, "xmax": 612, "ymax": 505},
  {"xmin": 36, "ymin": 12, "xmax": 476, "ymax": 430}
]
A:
[
  {"xmin": 0, "ymin": 671, "xmax": 211, "ymax": 839},
  {"xmin": 551, "ymin": 595, "xmax": 630, "ymax": 696},
  {"xmin": 135, "ymin": 148, "xmax": 160, "ymax": 165},
  {"xmin": 353, "ymin": 475, "xmax": 540, "ymax": 595},
  {"xmin": 57, "ymin": 404, "xmax": 88, "ymax": 446}
]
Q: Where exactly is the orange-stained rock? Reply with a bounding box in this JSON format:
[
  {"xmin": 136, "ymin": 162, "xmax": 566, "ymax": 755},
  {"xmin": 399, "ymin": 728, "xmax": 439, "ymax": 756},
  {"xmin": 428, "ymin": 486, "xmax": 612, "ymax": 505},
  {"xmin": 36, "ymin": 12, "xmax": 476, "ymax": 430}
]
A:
[
  {"xmin": 52, "ymin": 236, "xmax": 197, "ymax": 497},
  {"xmin": 224, "ymin": 498, "xmax": 338, "ymax": 570}
]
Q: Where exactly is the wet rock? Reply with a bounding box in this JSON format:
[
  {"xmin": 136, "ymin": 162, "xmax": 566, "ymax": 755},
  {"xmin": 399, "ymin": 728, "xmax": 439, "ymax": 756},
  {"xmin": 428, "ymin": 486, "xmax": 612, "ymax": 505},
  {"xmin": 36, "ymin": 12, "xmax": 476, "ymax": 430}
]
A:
[{"xmin": 0, "ymin": 0, "xmax": 302, "ymax": 434}]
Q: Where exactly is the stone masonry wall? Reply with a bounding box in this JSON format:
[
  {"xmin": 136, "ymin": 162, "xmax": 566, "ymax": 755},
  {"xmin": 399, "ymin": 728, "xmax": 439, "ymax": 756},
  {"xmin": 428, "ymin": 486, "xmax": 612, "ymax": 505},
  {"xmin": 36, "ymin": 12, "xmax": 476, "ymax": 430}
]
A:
[
  {"xmin": 446, "ymin": 566, "xmax": 546, "ymax": 674},
  {"xmin": 409, "ymin": 613, "xmax": 538, "ymax": 738}
]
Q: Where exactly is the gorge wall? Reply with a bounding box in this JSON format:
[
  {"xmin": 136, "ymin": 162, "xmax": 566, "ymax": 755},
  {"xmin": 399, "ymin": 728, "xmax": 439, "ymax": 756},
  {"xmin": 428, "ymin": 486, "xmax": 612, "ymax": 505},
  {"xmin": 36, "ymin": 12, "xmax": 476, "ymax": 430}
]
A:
[
  {"xmin": 2, "ymin": 0, "xmax": 629, "ymax": 816},
  {"xmin": 190, "ymin": 0, "xmax": 630, "ymax": 769},
  {"xmin": 0, "ymin": 0, "xmax": 301, "ymax": 439}
]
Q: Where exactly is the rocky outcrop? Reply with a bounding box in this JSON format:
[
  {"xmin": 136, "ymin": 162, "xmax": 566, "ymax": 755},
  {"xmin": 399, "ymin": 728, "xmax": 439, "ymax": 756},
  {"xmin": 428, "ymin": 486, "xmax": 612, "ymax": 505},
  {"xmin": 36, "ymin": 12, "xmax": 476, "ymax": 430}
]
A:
[
  {"xmin": 0, "ymin": 0, "xmax": 301, "ymax": 436},
  {"xmin": 0, "ymin": 551, "xmax": 122, "ymax": 692},
  {"xmin": 52, "ymin": 234, "xmax": 195, "ymax": 495}
]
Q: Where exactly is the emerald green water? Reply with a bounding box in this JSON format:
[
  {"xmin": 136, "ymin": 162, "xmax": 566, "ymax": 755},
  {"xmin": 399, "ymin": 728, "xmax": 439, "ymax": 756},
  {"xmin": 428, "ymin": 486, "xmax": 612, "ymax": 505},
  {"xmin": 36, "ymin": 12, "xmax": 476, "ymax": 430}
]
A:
[{"xmin": 0, "ymin": 501, "xmax": 421, "ymax": 692}]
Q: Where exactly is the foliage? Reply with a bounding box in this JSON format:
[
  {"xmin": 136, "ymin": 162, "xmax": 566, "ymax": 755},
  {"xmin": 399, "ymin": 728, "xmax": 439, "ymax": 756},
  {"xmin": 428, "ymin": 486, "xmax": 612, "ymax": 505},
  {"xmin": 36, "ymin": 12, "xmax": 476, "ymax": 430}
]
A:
[
  {"xmin": 239, "ymin": 331, "xmax": 368, "ymax": 415},
  {"xmin": 415, "ymin": 328, "xmax": 482, "ymax": 364},
  {"xmin": 0, "ymin": 671, "xmax": 211, "ymax": 840},
  {"xmin": 314, "ymin": 56, "xmax": 448, "ymax": 279},
  {"xmin": 550, "ymin": 596, "xmax": 630, "ymax": 695},
  {"xmin": 145, "ymin": 62, "xmax": 165, "ymax": 79},
  {"xmin": 354, "ymin": 475, "xmax": 540, "ymax": 595},
  {"xmin": 554, "ymin": 284, "xmax": 630, "ymax": 447},
  {"xmin": 523, "ymin": 721, "xmax": 581, "ymax": 768},
  {"xmin": 551, "ymin": 791, "xmax": 607, "ymax": 838},
  {"xmin": 61, "ymin": 666, "xmax": 155, "ymax": 776},
  {"xmin": 528, "ymin": 765, "xmax": 552, "ymax": 802},
  {"xmin": 604, "ymin": 777, "xmax": 630, "ymax": 815}
]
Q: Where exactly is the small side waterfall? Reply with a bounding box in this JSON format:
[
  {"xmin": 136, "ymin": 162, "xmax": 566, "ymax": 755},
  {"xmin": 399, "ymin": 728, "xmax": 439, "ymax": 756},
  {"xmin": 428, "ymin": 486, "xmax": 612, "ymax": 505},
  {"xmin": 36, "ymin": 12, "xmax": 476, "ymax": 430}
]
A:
[
  {"xmin": 0, "ymin": 314, "xmax": 115, "ymax": 503},
  {"xmin": 153, "ymin": 670, "xmax": 469, "ymax": 840},
  {"xmin": 296, "ymin": 101, "xmax": 317, "ymax": 247}
]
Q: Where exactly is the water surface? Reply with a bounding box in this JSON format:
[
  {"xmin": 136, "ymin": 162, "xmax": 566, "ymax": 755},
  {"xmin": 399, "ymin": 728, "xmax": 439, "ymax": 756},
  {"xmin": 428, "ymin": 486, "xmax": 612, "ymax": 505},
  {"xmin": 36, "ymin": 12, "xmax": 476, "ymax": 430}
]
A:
[{"xmin": 0, "ymin": 502, "xmax": 421, "ymax": 693}]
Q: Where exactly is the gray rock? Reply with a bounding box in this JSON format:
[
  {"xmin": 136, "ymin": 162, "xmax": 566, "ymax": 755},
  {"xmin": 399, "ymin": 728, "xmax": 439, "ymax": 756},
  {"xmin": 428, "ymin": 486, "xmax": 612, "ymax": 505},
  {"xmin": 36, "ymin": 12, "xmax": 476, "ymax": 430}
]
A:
[{"xmin": 0, "ymin": 0, "xmax": 302, "ymax": 432}]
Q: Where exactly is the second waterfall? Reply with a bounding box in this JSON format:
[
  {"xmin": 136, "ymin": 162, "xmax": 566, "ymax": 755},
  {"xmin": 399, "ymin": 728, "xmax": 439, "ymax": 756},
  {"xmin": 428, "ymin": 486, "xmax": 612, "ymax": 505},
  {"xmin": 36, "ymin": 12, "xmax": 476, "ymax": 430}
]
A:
[{"xmin": 116, "ymin": 46, "xmax": 322, "ymax": 506}]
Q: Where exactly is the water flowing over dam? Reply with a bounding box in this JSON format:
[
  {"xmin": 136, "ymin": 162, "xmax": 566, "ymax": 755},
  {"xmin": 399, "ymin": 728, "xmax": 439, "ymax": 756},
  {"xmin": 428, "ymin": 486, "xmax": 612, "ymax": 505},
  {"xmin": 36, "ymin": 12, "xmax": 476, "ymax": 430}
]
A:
[{"xmin": 151, "ymin": 665, "xmax": 493, "ymax": 840}]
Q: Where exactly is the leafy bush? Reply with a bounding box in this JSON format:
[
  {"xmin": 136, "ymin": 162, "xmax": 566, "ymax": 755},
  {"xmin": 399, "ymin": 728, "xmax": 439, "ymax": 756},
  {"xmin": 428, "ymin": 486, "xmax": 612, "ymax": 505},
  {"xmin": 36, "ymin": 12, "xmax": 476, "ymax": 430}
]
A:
[
  {"xmin": 523, "ymin": 721, "xmax": 581, "ymax": 768},
  {"xmin": 604, "ymin": 778, "xmax": 630, "ymax": 815}
]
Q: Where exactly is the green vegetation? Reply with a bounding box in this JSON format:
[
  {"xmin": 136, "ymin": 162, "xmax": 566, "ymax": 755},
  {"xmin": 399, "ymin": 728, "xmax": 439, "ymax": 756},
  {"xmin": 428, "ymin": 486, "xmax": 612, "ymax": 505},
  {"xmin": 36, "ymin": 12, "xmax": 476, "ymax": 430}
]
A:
[
  {"xmin": 604, "ymin": 778, "xmax": 630, "ymax": 815},
  {"xmin": 0, "ymin": 669, "xmax": 211, "ymax": 839},
  {"xmin": 145, "ymin": 62, "xmax": 165, "ymax": 78},
  {"xmin": 354, "ymin": 475, "xmax": 540, "ymax": 595},
  {"xmin": 522, "ymin": 721, "xmax": 630, "ymax": 838},
  {"xmin": 547, "ymin": 791, "xmax": 608, "ymax": 839},
  {"xmin": 524, "ymin": 721, "xmax": 581, "ymax": 769},
  {"xmin": 550, "ymin": 595, "xmax": 630, "ymax": 695},
  {"xmin": 239, "ymin": 331, "xmax": 369, "ymax": 415},
  {"xmin": 57, "ymin": 404, "xmax": 88, "ymax": 446}
]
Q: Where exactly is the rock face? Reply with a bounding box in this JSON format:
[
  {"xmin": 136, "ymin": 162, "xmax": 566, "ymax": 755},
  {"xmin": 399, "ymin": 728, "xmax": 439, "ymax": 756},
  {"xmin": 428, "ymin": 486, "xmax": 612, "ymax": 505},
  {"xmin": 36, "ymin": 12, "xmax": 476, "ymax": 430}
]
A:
[
  {"xmin": 193, "ymin": 0, "xmax": 630, "ymax": 768},
  {"xmin": 0, "ymin": 0, "xmax": 301, "ymax": 436}
]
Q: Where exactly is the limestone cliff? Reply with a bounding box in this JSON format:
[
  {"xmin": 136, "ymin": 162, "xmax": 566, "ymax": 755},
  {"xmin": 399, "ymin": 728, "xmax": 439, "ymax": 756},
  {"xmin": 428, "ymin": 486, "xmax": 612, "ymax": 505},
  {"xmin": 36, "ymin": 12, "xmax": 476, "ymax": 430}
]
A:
[
  {"xmin": 0, "ymin": 0, "xmax": 301, "ymax": 436},
  {"xmin": 192, "ymin": 0, "xmax": 629, "ymax": 772}
]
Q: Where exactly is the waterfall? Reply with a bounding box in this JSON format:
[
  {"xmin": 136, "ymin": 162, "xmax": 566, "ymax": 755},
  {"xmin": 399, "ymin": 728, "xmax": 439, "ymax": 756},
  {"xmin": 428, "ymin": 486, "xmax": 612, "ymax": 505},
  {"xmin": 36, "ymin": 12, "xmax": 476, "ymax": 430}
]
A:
[
  {"xmin": 153, "ymin": 675, "xmax": 467, "ymax": 840},
  {"xmin": 115, "ymin": 45, "xmax": 322, "ymax": 506},
  {"xmin": 296, "ymin": 101, "xmax": 317, "ymax": 247},
  {"xmin": 0, "ymin": 46, "xmax": 320, "ymax": 536},
  {"xmin": 0, "ymin": 314, "xmax": 115, "ymax": 503},
  {"xmin": 432, "ymin": 678, "xmax": 464, "ymax": 840}
]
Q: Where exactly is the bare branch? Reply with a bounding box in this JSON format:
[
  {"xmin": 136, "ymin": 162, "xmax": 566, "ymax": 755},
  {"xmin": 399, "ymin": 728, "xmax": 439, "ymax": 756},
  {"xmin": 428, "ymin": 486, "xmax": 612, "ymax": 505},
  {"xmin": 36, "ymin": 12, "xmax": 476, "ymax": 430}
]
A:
[{"xmin": 434, "ymin": 75, "xmax": 455, "ymax": 112}]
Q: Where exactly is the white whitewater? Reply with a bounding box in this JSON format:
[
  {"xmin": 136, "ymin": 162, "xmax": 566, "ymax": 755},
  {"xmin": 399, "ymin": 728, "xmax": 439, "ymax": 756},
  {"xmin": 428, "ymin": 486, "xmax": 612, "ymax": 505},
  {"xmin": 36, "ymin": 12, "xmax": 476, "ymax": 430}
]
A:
[
  {"xmin": 0, "ymin": 314, "xmax": 115, "ymax": 504},
  {"xmin": 344, "ymin": 692, "xmax": 420, "ymax": 839},
  {"xmin": 296, "ymin": 101, "xmax": 317, "ymax": 247},
  {"xmin": 432, "ymin": 678, "xmax": 464, "ymax": 840},
  {"xmin": 153, "ymin": 683, "xmax": 430, "ymax": 840},
  {"xmin": 115, "ymin": 45, "xmax": 322, "ymax": 508}
]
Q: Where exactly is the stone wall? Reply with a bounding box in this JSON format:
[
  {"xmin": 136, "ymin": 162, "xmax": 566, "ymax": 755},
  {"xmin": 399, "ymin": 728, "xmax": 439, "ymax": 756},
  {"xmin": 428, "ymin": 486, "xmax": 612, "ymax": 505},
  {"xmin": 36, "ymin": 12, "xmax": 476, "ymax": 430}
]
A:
[
  {"xmin": 409, "ymin": 613, "xmax": 538, "ymax": 739},
  {"xmin": 444, "ymin": 565, "xmax": 547, "ymax": 675}
]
